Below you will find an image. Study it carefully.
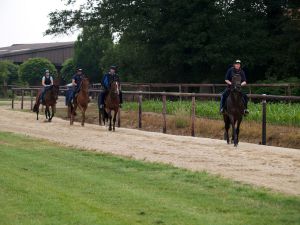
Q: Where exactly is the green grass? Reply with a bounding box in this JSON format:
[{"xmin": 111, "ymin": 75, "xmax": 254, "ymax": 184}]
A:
[
  {"xmin": 123, "ymin": 100, "xmax": 300, "ymax": 127},
  {"xmin": 0, "ymin": 132, "xmax": 300, "ymax": 225}
]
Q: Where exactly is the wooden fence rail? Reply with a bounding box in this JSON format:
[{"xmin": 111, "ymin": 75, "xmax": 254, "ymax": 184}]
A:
[{"xmin": 11, "ymin": 87, "xmax": 300, "ymax": 146}]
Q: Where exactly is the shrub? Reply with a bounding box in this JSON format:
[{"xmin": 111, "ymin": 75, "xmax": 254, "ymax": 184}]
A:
[{"xmin": 19, "ymin": 58, "xmax": 57, "ymax": 85}]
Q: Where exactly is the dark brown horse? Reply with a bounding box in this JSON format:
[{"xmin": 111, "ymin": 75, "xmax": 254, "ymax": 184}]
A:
[
  {"xmin": 69, "ymin": 77, "xmax": 90, "ymax": 126},
  {"xmin": 102, "ymin": 80, "xmax": 120, "ymax": 131},
  {"xmin": 33, "ymin": 80, "xmax": 60, "ymax": 122},
  {"xmin": 223, "ymin": 75, "xmax": 245, "ymax": 147}
]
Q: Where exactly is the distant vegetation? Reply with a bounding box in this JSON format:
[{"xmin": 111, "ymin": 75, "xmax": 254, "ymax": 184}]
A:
[{"xmin": 123, "ymin": 100, "xmax": 300, "ymax": 127}]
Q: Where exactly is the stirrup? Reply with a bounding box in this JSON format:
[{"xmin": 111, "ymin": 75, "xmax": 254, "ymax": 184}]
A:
[
  {"xmin": 244, "ymin": 109, "xmax": 249, "ymax": 115},
  {"xmin": 99, "ymin": 104, "xmax": 104, "ymax": 109},
  {"xmin": 220, "ymin": 108, "xmax": 225, "ymax": 114}
]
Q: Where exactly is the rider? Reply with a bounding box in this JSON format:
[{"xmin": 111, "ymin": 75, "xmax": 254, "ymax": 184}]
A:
[
  {"xmin": 220, "ymin": 59, "xmax": 249, "ymax": 115},
  {"xmin": 99, "ymin": 65, "xmax": 123, "ymax": 109},
  {"xmin": 71, "ymin": 68, "xmax": 84, "ymax": 102},
  {"xmin": 41, "ymin": 69, "xmax": 54, "ymax": 103}
]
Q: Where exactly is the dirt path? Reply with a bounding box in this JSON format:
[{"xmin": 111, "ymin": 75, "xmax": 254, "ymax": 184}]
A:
[{"xmin": 0, "ymin": 106, "xmax": 299, "ymax": 196}]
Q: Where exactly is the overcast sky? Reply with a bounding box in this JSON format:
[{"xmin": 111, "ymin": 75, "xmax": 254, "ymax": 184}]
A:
[{"xmin": 0, "ymin": 0, "xmax": 82, "ymax": 47}]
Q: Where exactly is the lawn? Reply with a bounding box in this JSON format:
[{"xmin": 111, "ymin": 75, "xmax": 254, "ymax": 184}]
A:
[
  {"xmin": 0, "ymin": 132, "xmax": 299, "ymax": 225},
  {"xmin": 123, "ymin": 100, "xmax": 300, "ymax": 127}
]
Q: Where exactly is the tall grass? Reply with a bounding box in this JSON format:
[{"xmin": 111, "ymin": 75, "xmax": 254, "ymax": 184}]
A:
[{"xmin": 123, "ymin": 100, "xmax": 300, "ymax": 127}]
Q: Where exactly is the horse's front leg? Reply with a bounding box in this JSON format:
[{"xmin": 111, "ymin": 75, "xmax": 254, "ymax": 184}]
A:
[
  {"xmin": 112, "ymin": 109, "xmax": 118, "ymax": 131},
  {"xmin": 108, "ymin": 111, "xmax": 112, "ymax": 131},
  {"xmin": 45, "ymin": 106, "xmax": 49, "ymax": 119},
  {"xmin": 233, "ymin": 120, "xmax": 238, "ymax": 147},
  {"xmin": 49, "ymin": 105, "xmax": 55, "ymax": 122},
  {"xmin": 236, "ymin": 118, "xmax": 242, "ymax": 146},
  {"xmin": 80, "ymin": 106, "xmax": 86, "ymax": 127},
  {"xmin": 223, "ymin": 115, "xmax": 230, "ymax": 144}
]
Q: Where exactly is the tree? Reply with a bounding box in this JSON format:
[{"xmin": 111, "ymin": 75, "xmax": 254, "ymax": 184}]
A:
[
  {"xmin": 0, "ymin": 61, "xmax": 19, "ymax": 96},
  {"xmin": 19, "ymin": 58, "xmax": 57, "ymax": 85},
  {"xmin": 61, "ymin": 58, "xmax": 76, "ymax": 83},
  {"xmin": 46, "ymin": 0, "xmax": 300, "ymax": 83}
]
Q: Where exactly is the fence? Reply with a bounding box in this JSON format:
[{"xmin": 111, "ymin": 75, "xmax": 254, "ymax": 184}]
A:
[
  {"xmin": 10, "ymin": 87, "xmax": 300, "ymax": 146},
  {"xmin": 92, "ymin": 82, "xmax": 300, "ymax": 97}
]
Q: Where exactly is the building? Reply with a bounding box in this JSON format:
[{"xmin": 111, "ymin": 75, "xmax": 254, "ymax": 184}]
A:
[{"xmin": 0, "ymin": 42, "xmax": 74, "ymax": 69}]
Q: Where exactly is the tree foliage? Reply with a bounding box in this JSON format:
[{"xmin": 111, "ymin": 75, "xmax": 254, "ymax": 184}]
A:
[
  {"xmin": 19, "ymin": 58, "xmax": 57, "ymax": 85},
  {"xmin": 46, "ymin": 0, "xmax": 300, "ymax": 83},
  {"xmin": 61, "ymin": 58, "xmax": 76, "ymax": 83}
]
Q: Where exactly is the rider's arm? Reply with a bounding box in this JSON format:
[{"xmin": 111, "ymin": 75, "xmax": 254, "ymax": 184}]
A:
[
  {"xmin": 42, "ymin": 77, "xmax": 46, "ymax": 87},
  {"xmin": 225, "ymin": 68, "xmax": 232, "ymax": 85},
  {"xmin": 241, "ymin": 71, "xmax": 247, "ymax": 86},
  {"xmin": 72, "ymin": 78, "xmax": 77, "ymax": 86},
  {"xmin": 225, "ymin": 80, "xmax": 232, "ymax": 85}
]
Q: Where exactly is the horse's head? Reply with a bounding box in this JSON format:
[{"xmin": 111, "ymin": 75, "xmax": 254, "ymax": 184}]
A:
[
  {"xmin": 109, "ymin": 80, "xmax": 120, "ymax": 96},
  {"xmin": 81, "ymin": 77, "xmax": 90, "ymax": 90},
  {"xmin": 52, "ymin": 83, "xmax": 60, "ymax": 100},
  {"xmin": 231, "ymin": 75, "xmax": 242, "ymax": 92}
]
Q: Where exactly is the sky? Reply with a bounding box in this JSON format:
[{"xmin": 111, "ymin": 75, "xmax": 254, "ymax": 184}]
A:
[{"xmin": 0, "ymin": 0, "xmax": 82, "ymax": 47}]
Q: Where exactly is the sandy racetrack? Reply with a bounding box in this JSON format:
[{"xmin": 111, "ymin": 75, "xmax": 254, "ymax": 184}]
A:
[{"xmin": 0, "ymin": 105, "xmax": 299, "ymax": 195}]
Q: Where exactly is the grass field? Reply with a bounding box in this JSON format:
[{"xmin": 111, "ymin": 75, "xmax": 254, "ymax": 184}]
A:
[
  {"xmin": 123, "ymin": 100, "xmax": 300, "ymax": 127},
  {"xmin": 0, "ymin": 132, "xmax": 299, "ymax": 225}
]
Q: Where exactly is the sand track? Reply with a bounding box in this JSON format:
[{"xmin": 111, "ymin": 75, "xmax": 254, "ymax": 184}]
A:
[{"xmin": 0, "ymin": 106, "xmax": 299, "ymax": 195}]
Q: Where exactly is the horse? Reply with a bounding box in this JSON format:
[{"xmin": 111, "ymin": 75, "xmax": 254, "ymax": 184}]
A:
[
  {"xmin": 33, "ymin": 80, "xmax": 60, "ymax": 122},
  {"xmin": 223, "ymin": 75, "xmax": 245, "ymax": 147},
  {"xmin": 69, "ymin": 77, "xmax": 90, "ymax": 126},
  {"xmin": 102, "ymin": 80, "xmax": 120, "ymax": 131}
]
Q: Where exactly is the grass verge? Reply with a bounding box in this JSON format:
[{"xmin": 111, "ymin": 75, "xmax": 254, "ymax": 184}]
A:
[{"xmin": 0, "ymin": 131, "xmax": 299, "ymax": 225}]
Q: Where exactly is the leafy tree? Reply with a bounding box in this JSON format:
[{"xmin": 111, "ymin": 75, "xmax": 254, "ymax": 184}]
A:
[
  {"xmin": 19, "ymin": 58, "xmax": 57, "ymax": 85},
  {"xmin": 0, "ymin": 61, "xmax": 20, "ymax": 96},
  {"xmin": 61, "ymin": 58, "xmax": 76, "ymax": 83},
  {"xmin": 46, "ymin": 0, "xmax": 300, "ymax": 83}
]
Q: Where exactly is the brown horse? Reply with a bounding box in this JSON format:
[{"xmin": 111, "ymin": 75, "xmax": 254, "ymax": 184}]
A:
[
  {"xmin": 102, "ymin": 80, "xmax": 120, "ymax": 131},
  {"xmin": 223, "ymin": 75, "xmax": 245, "ymax": 147},
  {"xmin": 33, "ymin": 80, "xmax": 60, "ymax": 122},
  {"xmin": 69, "ymin": 77, "xmax": 90, "ymax": 126}
]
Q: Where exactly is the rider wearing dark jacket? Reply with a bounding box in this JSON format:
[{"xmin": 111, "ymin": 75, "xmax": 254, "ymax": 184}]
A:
[
  {"xmin": 71, "ymin": 68, "xmax": 85, "ymax": 100},
  {"xmin": 41, "ymin": 69, "xmax": 54, "ymax": 103},
  {"xmin": 99, "ymin": 65, "xmax": 123, "ymax": 109},
  {"xmin": 220, "ymin": 59, "xmax": 249, "ymax": 115}
]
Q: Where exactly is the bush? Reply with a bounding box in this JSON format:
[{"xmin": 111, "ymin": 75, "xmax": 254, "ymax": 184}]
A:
[
  {"xmin": 61, "ymin": 58, "xmax": 76, "ymax": 83},
  {"xmin": 19, "ymin": 58, "xmax": 57, "ymax": 85},
  {"xmin": 173, "ymin": 107, "xmax": 189, "ymax": 128}
]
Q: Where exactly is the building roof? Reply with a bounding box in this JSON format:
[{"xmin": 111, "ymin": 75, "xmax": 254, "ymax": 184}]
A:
[{"xmin": 0, "ymin": 41, "xmax": 74, "ymax": 57}]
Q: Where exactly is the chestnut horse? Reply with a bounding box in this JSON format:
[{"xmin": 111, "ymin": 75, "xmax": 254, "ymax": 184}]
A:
[
  {"xmin": 223, "ymin": 75, "xmax": 245, "ymax": 147},
  {"xmin": 102, "ymin": 80, "xmax": 120, "ymax": 131},
  {"xmin": 33, "ymin": 80, "xmax": 60, "ymax": 122},
  {"xmin": 69, "ymin": 77, "xmax": 90, "ymax": 126}
]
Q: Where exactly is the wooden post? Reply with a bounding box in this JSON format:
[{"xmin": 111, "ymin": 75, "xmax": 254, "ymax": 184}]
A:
[
  {"xmin": 262, "ymin": 94, "xmax": 267, "ymax": 145},
  {"xmin": 179, "ymin": 85, "xmax": 182, "ymax": 101},
  {"xmin": 138, "ymin": 94, "xmax": 142, "ymax": 129},
  {"xmin": 162, "ymin": 94, "xmax": 167, "ymax": 133},
  {"xmin": 118, "ymin": 108, "xmax": 121, "ymax": 128},
  {"xmin": 30, "ymin": 90, "xmax": 33, "ymax": 110},
  {"xmin": 21, "ymin": 89, "xmax": 24, "ymax": 110},
  {"xmin": 11, "ymin": 90, "xmax": 14, "ymax": 109},
  {"xmin": 191, "ymin": 96, "xmax": 196, "ymax": 137},
  {"xmin": 249, "ymin": 86, "xmax": 252, "ymax": 102}
]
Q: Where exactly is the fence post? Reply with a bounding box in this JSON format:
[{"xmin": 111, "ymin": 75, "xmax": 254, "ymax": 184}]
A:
[
  {"xmin": 30, "ymin": 90, "xmax": 33, "ymax": 110},
  {"xmin": 21, "ymin": 89, "xmax": 24, "ymax": 110},
  {"xmin": 191, "ymin": 95, "xmax": 196, "ymax": 137},
  {"xmin": 118, "ymin": 108, "xmax": 121, "ymax": 128},
  {"xmin": 11, "ymin": 90, "xmax": 14, "ymax": 109},
  {"xmin": 162, "ymin": 94, "xmax": 167, "ymax": 133},
  {"xmin": 138, "ymin": 93, "xmax": 142, "ymax": 129},
  {"xmin": 179, "ymin": 85, "xmax": 182, "ymax": 101},
  {"xmin": 249, "ymin": 86, "xmax": 252, "ymax": 102},
  {"xmin": 262, "ymin": 94, "xmax": 267, "ymax": 145}
]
